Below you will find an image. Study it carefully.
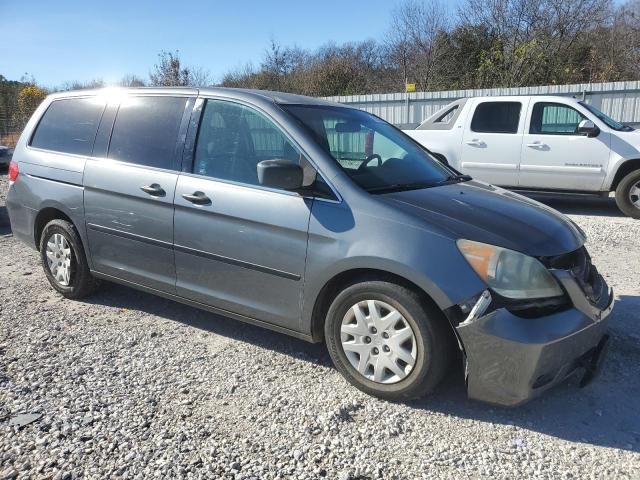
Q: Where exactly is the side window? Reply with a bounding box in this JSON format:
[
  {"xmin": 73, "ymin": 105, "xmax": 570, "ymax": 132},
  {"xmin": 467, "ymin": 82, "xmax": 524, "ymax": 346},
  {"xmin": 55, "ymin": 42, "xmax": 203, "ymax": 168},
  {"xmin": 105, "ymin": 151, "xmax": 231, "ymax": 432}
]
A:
[
  {"xmin": 470, "ymin": 102, "xmax": 521, "ymax": 134},
  {"xmin": 31, "ymin": 98, "xmax": 105, "ymax": 155},
  {"xmin": 194, "ymin": 99, "xmax": 303, "ymax": 187},
  {"xmin": 108, "ymin": 96, "xmax": 187, "ymax": 170},
  {"xmin": 530, "ymin": 102, "xmax": 587, "ymax": 135},
  {"xmin": 434, "ymin": 105, "xmax": 458, "ymax": 124}
]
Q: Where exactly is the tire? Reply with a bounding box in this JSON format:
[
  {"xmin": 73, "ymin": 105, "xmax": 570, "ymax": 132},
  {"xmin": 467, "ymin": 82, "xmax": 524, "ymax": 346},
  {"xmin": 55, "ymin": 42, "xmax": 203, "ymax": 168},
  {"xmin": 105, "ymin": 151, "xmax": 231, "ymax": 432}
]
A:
[
  {"xmin": 615, "ymin": 169, "xmax": 640, "ymax": 219},
  {"xmin": 324, "ymin": 280, "xmax": 453, "ymax": 401},
  {"xmin": 39, "ymin": 219, "xmax": 100, "ymax": 299}
]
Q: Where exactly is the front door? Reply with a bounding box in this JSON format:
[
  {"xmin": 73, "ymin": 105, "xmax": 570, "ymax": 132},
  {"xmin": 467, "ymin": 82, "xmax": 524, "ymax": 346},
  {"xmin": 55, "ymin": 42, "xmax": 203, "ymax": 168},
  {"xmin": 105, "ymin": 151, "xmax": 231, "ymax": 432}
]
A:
[
  {"xmin": 460, "ymin": 99, "xmax": 526, "ymax": 187},
  {"xmin": 519, "ymin": 101, "xmax": 611, "ymax": 191},
  {"xmin": 173, "ymin": 98, "xmax": 312, "ymax": 330},
  {"xmin": 84, "ymin": 95, "xmax": 192, "ymax": 292}
]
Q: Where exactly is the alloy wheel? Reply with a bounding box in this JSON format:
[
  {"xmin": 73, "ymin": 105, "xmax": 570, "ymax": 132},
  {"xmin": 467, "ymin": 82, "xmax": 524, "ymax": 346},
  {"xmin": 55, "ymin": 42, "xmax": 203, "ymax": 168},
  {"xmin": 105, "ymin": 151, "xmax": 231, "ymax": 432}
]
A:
[
  {"xmin": 629, "ymin": 181, "xmax": 640, "ymax": 209},
  {"xmin": 46, "ymin": 233, "xmax": 72, "ymax": 286}
]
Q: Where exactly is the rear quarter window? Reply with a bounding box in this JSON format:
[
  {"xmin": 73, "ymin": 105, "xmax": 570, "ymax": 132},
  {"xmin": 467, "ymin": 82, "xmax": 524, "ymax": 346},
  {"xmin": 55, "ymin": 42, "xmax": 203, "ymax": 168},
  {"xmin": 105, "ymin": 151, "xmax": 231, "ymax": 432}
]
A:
[{"xmin": 30, "ymin": 98, "xmax": 106, "ymax": 156}]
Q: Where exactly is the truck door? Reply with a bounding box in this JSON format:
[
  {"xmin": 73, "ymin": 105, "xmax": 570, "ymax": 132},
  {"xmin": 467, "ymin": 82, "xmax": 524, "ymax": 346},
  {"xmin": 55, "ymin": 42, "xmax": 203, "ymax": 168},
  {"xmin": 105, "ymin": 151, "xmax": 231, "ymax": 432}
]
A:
[
  {"xmin": 519, "ymin": 100, "xmax": 611, "ymax": 191},
  {"xmin": 460, "ymin": 99, "xmax": 527, "ymax": 187}
]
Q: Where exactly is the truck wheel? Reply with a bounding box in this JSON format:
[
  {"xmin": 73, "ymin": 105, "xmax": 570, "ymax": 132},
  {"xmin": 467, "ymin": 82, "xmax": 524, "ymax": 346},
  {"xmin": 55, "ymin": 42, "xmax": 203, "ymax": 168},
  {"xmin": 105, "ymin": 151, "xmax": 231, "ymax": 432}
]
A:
[
  {"xmin": 39, "ymin": 219, "xmax": 101, "ymax": 299},
  {"xmin": 615, "ymin": 169, "xmax": 640, "ymax": 219},
  {"xmin": 324, "ymin": 280, "xmax": 452, "ymax": 401}
]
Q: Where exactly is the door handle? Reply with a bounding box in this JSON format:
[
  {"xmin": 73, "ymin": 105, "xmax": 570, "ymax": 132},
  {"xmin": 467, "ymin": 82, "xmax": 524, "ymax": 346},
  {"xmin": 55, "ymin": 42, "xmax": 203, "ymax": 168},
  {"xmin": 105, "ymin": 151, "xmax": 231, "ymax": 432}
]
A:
[
  {"xmin": 526, "ymin": 142, "xmax": 547, "ymax": 149},
  {"xmin": 465, "ymin": 139, "xmax": 485, "ymax": 147},
  {"xmin": 140, "ymin": 183, "xmax": 165, "ymax": 196},
  {"xmin": 182, "ymin": 191, "xmax": 211, "ymax": 205}
]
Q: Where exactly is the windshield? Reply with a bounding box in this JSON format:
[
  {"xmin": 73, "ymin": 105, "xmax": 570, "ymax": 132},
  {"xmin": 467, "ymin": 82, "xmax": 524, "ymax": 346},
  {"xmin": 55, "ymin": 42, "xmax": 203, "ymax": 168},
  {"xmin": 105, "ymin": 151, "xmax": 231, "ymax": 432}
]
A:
[
  {"xmin": 579, "ymin": 101, "xmax": 633, "ymax": 131},
  {"xmin": 282, "ymin": 104, "xmax": 462, "ymax": 193}
]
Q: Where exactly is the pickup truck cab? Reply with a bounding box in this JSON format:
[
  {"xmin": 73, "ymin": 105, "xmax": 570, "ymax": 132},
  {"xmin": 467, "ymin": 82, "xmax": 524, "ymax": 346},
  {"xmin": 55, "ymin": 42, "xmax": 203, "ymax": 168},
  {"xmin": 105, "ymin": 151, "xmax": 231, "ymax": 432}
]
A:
[{"xmin": 404, "ymin": 96, "xmax": 640, "ymax": 218}]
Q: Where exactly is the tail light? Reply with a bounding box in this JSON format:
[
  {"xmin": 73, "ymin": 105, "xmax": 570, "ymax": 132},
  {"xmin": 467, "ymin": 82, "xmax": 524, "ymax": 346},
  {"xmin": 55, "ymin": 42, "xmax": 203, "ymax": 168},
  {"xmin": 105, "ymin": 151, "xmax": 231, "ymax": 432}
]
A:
[{"xmin": 8, "ymin": 161, "xmax": 19, "ymax": 184}]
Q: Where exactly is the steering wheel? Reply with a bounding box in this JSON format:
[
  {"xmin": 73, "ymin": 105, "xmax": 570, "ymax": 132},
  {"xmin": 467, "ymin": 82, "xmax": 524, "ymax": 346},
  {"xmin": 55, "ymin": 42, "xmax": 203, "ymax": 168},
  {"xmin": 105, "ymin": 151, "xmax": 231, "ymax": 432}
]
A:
[{"xmin": 357, "ymin": 154, "xmax": 383, "ymax": 172}]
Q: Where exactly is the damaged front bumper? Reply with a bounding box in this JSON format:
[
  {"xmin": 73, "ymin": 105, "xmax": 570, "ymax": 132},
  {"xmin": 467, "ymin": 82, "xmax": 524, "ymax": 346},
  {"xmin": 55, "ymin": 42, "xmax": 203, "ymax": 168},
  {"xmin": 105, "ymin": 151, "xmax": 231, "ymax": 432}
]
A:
[{"xmin": 454, "ymin": 267, "xmax": 614, "ymax": 407}]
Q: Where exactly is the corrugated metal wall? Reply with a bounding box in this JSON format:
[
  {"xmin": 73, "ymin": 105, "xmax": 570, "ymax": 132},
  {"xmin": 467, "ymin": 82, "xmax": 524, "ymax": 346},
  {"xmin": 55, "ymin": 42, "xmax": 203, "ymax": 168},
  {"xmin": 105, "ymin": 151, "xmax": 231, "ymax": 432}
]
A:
[{"xmin": 323, "ymin": 80, "xmax": 640, "ymax": 127}]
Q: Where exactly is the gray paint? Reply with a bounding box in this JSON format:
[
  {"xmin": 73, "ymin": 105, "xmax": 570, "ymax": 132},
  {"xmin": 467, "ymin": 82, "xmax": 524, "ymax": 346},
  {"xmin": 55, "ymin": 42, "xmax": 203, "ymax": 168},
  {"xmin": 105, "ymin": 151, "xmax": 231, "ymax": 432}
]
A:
[
  {"xmin": 5, "ymin": 86, "xmax": 613, "ymax": 406},
  {"xmin": 83, "ymin": 159, "xmax": 179, "ymax": 292},
  {"xmin": 459, "ymin": 271, "xmax": 613, "ymax": 406}
]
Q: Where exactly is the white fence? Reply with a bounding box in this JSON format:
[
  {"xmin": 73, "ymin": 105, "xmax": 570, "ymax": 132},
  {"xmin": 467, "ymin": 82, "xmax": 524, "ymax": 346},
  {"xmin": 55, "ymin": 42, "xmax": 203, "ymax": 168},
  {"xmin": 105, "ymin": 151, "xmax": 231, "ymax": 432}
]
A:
[{"xmin": 323, "ymin": 81, "xmax": 640, "ymax": 128}]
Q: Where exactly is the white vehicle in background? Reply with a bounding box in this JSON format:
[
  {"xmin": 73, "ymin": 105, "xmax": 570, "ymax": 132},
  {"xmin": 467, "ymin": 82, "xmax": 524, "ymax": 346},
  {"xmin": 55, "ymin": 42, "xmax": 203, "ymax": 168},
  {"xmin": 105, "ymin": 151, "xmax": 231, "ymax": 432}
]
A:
[{"xmin": 403, "ymin": 96, "xmax": 640, "ymax": 218}]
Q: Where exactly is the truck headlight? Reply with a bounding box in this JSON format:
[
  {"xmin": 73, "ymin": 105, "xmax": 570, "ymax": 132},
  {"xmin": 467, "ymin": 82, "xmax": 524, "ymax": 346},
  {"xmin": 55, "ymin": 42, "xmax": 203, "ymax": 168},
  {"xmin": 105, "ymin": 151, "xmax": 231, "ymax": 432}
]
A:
[{"xmin": 457, "ymin": 239, "xmax": 564, "ymax": 300}]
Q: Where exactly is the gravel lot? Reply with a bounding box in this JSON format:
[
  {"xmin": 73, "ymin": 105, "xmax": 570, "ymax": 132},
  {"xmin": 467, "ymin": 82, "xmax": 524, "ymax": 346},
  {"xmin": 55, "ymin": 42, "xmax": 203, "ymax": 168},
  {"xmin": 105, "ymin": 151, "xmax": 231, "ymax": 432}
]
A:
[{"xmin": 1, "ymin": 173, "xmax": 639, "ymax": 480}]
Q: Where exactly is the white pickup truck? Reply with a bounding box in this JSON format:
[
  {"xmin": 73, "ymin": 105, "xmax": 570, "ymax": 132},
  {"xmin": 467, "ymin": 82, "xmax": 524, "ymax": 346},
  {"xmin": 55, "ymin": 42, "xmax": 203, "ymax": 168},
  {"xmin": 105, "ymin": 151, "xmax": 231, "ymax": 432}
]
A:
[{"xmin": 403, "ymin": 95, "xmax": 640, "ymax": 218}]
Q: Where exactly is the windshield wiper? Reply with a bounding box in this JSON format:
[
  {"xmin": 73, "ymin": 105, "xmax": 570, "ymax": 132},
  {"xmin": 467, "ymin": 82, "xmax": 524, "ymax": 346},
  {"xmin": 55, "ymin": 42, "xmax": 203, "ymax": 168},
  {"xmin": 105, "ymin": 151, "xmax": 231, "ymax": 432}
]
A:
[
  {"xmin": 441, "ymin": 173, "xmax": 472, "ymax": 183},
  {"xmin": 365, "ymin": 181, "xmax": 442, "ymax": 194}
]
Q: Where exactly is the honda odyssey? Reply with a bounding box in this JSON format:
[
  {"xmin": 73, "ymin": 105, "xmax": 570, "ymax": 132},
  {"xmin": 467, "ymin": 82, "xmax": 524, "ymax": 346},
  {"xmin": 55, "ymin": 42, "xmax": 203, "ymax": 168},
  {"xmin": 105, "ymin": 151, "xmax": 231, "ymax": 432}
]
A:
[{"xmin": 6, "ymin": 87, "xmax": 613, "ymax": 406}]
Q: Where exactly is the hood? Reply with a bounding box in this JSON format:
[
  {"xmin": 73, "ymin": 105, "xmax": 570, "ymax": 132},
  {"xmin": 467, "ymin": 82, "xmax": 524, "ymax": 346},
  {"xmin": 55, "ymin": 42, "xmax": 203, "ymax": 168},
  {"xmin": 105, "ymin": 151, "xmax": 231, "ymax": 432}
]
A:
[
  {"xmin": 612, "ymin": 128, "xmax": 640, "ymax": 145},
  {"xmin": 380, "ymin": 180, "xmax": 585, "ymax": 257}
]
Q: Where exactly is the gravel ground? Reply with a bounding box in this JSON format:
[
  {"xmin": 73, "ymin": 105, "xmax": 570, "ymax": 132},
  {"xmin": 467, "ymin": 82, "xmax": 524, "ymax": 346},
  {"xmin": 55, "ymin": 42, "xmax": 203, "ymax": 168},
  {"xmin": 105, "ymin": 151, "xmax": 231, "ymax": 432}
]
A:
[{"xmin": 0, "ymin": 174, "xmax": 639, "ymax": 480}]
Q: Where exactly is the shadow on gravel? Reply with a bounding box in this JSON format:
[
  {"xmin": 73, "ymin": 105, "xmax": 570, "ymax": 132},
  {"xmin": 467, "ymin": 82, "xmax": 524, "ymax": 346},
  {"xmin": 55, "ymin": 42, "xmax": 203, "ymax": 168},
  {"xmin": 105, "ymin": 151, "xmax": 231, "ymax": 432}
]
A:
[
  {"xmin": 84, "ymin": 282, "xmax": 640, "ymax": 454},
  {"xmin": 526, "ymin": 194, "xmax": 624, "ymax": 217},
  {"xmin": 0, "ymin": 206, "xmax": 11, "ymax": 236},
  {"xmin": 83, "ymin": 282, "xmax": 331, "ymax": 362}
]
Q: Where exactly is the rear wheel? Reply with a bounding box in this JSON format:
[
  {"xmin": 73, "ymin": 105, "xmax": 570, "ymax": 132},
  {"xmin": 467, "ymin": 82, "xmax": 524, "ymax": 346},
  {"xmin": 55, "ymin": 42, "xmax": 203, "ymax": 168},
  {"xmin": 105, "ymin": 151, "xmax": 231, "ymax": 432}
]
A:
[
  {"xmin": 615, "ymin": 169, "xmax": 640, "ymax": 219},
  {"xmin": 324, "ymin": 280, "xmax": 452, "ymax": 401},
  {"xmin": 39, "ymin": 219, "xmax": 100, "ymax": 299}
]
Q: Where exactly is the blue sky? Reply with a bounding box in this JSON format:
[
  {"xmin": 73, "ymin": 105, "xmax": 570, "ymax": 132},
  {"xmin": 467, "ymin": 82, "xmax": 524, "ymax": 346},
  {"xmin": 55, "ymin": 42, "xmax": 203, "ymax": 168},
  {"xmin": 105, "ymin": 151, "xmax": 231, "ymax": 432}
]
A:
[{"xmin": 1, "ymin": 0, "xmax": 418, "ymax": 88}]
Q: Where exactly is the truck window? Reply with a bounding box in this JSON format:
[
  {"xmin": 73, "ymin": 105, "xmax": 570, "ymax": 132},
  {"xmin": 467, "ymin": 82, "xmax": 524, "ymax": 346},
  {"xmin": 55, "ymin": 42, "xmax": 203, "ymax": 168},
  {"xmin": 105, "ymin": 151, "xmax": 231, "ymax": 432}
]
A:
[
  {"xmin": 471, "ymin": 102, "xmax": 521, "ymax": 134},
  {"xmin": 434, "ymin": 105, "xmax": 458, "ymax": 124},
  {"xmin": 30, "ymin": 98, "xmax": 106, "ymax": 156},
  {"xmin": 530, "ymin": 102, "xmax": 586, "ymax": 135},
  {"xmin": 108, "ymin": 96, "xmax": 187, "ymax": 170}
]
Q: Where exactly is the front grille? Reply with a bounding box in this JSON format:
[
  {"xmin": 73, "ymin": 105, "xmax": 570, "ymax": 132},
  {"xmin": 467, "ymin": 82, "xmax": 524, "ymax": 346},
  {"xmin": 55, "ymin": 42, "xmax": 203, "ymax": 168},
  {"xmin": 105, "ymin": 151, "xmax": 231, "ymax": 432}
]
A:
[{"xmin": 541, "ymin": 247, "xmax": 604, "ymax": 304}]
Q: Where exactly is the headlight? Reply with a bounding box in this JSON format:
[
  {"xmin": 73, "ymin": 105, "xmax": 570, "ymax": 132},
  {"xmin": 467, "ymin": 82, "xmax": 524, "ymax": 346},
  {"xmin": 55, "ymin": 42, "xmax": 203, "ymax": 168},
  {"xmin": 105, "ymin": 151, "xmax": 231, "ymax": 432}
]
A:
[{"xmin": 457, "ymin": 239, "xmax": 564, "ymax": 299}]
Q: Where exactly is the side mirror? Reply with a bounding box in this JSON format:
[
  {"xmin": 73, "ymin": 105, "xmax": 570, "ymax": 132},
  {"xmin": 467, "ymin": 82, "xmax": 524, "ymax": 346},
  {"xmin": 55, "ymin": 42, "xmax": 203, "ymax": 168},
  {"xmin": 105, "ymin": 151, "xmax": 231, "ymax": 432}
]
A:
[
  {"xmin": 577, "ymin": 119, "xmax": 600, "ymax": 137},
  {"xmin": 257, "ymin": 159, "xmax": 304, "ymax": 191}
]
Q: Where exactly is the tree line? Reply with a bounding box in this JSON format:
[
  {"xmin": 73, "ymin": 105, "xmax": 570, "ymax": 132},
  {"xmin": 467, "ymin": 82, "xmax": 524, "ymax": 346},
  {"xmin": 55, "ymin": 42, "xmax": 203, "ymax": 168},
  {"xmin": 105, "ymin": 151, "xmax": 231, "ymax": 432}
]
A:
[
  {"xmin": 221, "ymin": 0, "xmax": 640, "ymax": 94},
  {"xmin": 3, "ymin": 0, "xmax": 640, "ymax": 144}
]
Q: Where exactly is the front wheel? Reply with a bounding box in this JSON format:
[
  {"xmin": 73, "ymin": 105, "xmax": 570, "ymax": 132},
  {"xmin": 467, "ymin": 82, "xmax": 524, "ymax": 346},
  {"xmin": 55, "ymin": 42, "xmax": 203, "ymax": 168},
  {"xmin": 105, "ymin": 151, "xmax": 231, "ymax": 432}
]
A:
[
  {"xmin": 615, "ymin": 169, "xmax": 640, "ymax": 219},
  {"xmin": 39, "ymin": 219, "xmax": 101, "ymax": 299},
  {"xmin": 324, "ymin": 280, "xmax": 453, "ymax": 401}
]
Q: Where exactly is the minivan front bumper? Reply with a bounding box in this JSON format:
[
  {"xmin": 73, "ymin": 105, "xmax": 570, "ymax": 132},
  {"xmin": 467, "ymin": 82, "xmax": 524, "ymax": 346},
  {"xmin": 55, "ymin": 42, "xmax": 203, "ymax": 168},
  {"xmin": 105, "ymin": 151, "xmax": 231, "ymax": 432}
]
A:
[{"xmin": 456, "ymin": 268, "xmax": 614, "ymax": 407}]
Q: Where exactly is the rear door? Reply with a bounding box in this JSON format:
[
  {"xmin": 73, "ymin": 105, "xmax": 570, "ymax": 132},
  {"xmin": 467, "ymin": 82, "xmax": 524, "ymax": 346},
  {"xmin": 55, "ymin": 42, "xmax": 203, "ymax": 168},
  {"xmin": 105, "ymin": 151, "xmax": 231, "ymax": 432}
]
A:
[
  {"xmin": 84, "ymin": 94, "xmax": 194, "ymax": 292},
  {"xmin": 173, "ymin": 98, "xmax": 313, "ymax": 330},
  {"xmin": 460, "ymin": 99, "xmax": 527, "ymax": 186},
  {"xmin": 519, "ymin": 100, "xmax": 611, "ymax": 191}
]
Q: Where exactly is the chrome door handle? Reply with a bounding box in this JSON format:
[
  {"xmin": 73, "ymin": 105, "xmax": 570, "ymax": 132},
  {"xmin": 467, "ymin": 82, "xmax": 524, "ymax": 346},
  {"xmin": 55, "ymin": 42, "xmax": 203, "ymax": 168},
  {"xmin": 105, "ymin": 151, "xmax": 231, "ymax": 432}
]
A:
[
  {"xmin": 140, "ymin": 183, "xmax": 165, "ymax": 196},
  {"xmin": 526, "ymin": 142, "xmax": 547, "ymax": 148},
  {"xmin": 465, "ymin": 139, "xmax": 485, "ymax": 147},
  {"xmin": 182, "ymin": 191, "xmax": 211, "ymax": 205}
]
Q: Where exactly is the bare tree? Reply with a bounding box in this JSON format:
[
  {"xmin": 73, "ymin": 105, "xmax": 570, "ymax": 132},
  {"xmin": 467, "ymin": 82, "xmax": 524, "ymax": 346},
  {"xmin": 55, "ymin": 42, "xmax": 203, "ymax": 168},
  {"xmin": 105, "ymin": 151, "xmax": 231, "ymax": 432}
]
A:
[
  {"xmin": 460, "ymin": 0, "xmax": 613, "ymax": 86},
  {"xmin": 120, "ymin": 74, "xmax": 146, "ymax": 87},
  {"xmin": 58, "ymin": 79, "xmax": 105, "ymax": 91},
  {"xmin": 261, "ymin": 39, "xmax": 308, "ymax": 90},
  {"xmin": 149, "ymin": 50, "xmax": 211, "ymax": 87},
  {"xmin": 385, "ymin": 18, "xmax": 414, "ymax": 90},
  {"xmin": 213, "ymin": 0, "xmax": 633, "ymax": 95},
  {"xmin": 389, "ymin": 0, "xmax": 452, "ymax": 90}
]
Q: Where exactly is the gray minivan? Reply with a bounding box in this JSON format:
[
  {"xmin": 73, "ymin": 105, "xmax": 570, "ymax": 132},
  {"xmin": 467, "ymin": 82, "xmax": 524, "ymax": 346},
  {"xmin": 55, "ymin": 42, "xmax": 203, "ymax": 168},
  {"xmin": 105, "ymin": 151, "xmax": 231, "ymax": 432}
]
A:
[{"xmin": 6, "ymin": 87, "xmax": 614, "ymax": 406}]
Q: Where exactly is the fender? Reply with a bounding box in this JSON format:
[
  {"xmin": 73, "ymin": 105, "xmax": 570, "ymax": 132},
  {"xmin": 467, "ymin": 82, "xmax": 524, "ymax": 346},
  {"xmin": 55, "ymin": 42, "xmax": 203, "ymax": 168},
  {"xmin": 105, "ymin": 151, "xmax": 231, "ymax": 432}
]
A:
[
  {"xmin": 301, "ymin": 197, "xmax": 487, "ymax": 338},
  {"xmin": 604, "ymin": 156, "xmax": 640, "ymax": 191}
]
